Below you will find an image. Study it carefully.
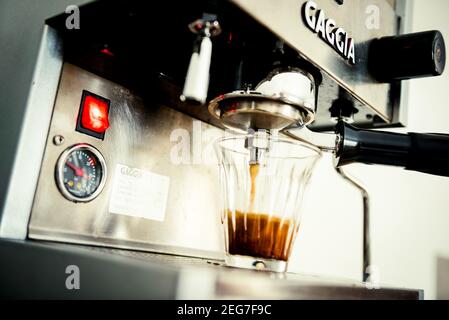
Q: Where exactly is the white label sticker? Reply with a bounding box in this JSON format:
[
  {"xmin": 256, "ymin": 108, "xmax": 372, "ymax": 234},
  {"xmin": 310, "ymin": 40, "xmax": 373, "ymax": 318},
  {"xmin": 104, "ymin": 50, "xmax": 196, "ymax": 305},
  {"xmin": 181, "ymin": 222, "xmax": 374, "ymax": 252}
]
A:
[{"xmin": 108, "ymin": 164, "xmax": 170, "ymax": 222}]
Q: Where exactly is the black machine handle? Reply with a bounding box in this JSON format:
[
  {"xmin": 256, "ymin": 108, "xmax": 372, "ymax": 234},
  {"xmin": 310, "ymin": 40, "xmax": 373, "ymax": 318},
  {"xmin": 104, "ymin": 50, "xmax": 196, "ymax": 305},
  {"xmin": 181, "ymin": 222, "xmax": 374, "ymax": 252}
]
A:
[{"xmin": 335, "ymin": 122, "xmax": 449, "ymax": 177}]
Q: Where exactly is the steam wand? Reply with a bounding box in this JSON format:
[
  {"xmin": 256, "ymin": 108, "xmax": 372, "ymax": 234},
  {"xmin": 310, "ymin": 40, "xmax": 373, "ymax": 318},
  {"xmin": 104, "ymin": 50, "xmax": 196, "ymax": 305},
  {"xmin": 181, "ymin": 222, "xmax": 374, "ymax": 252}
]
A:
[
  {"xmin": 286, "ymin": 123, "xmax": 371, "ymax": 283},
  {"xmin": 335, "ymin": 167, "xmax": 371, "ymax": 283}
]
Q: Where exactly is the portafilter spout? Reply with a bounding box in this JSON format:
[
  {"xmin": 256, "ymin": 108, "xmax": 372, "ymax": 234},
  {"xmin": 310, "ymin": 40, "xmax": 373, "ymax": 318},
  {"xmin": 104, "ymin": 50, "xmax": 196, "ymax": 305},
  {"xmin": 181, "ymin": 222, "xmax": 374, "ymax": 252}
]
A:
[{"xmin": 244, "ymin": 130, "xmax": 272, "ymax": 165}]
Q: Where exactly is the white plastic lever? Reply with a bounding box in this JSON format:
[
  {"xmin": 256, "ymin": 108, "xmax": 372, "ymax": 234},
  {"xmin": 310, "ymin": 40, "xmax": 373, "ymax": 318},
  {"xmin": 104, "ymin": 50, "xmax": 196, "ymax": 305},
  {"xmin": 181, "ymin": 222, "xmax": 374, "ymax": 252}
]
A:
[{"xmin": 181, "ymin": 36, "xmax": 212, "ymax": 105}]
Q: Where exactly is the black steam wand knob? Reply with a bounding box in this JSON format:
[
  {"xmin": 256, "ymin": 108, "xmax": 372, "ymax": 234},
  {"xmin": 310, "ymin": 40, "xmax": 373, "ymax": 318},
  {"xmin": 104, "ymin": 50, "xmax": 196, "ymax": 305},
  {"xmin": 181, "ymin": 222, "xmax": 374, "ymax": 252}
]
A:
[{"xmin": 369, "ymin": 30, "xmax": 446, "ymax": 82}]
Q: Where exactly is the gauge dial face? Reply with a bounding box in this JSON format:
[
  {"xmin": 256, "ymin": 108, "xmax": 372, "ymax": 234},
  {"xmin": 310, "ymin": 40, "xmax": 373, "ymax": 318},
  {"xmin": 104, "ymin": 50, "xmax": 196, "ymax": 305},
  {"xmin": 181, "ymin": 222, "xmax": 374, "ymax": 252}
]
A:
[{"xmin": 56, "ymin": 144, "xmax": 106, "ymax": 202}]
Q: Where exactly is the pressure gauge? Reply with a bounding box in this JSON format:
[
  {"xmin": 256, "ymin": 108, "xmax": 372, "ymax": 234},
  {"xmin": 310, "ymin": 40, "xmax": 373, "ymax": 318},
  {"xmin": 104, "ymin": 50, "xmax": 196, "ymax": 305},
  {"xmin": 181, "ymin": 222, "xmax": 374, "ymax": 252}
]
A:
[{"xmin": 55, "ymin": 144, "xmax": 107, "ymax": 202}]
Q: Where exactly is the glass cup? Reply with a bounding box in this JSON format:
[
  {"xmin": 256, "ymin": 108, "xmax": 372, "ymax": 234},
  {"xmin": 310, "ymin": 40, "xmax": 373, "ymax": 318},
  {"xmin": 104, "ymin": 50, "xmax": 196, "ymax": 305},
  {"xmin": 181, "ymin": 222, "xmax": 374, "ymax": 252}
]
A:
[{"xmin": 214, "ymin": 132, "xmax": 321, "ymax": 272}]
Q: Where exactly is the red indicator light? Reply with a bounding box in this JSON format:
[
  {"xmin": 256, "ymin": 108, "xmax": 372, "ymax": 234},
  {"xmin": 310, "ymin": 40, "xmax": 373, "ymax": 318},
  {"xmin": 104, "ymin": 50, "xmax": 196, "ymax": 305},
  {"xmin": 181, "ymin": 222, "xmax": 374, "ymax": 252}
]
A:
[
  {"xmin": 100, "ymin": 48, "xmax": 114, "ymax": 57},
  {"xmin": 81, "ymin": 95, "xmax": 110, "ymax": 133},
  {"xmin": 76, "ymin": 91, "xmax": 111, "ymax": 139}
]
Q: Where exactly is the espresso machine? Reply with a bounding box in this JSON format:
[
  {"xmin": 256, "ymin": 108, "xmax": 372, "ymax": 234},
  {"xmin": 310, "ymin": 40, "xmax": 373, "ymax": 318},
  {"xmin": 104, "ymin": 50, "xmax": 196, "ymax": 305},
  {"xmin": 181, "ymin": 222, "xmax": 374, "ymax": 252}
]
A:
[{"xmin": 0, "ymin": 0, "xmax": 447, "ymax": 299}]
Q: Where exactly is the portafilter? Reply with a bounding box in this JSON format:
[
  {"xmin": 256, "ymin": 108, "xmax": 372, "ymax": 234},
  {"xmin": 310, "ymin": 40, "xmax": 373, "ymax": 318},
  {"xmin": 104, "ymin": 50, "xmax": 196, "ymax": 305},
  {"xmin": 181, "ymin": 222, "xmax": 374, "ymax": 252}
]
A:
[{"xmin": 209, "ymin": 68, "xmax": 449, "ymax": 178}]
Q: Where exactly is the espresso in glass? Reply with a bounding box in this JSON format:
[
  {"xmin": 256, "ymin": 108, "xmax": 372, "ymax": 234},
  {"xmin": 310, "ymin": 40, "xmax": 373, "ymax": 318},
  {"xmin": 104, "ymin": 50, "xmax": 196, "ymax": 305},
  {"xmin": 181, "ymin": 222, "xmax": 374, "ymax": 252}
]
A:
[
  {"xmin": 227, "ymin": 210, "xmax": 298, "ymax": 261},
  {"xmin": 227, "ymin": 164, "xmax": 298, "ymax": 261},
  {"xmin": 214, "ymin": 134, "xmax": 321, "ymax": 272}
]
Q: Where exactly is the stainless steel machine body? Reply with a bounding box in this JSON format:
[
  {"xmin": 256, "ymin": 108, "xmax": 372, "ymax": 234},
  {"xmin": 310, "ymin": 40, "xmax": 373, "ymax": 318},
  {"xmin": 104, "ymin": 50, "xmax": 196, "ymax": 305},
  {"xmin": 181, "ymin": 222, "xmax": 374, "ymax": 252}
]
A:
[
  {"xmin": 1, "ymin": 0, "xmax": 411, "ymax": 261},
  {"xmin": 29, "ymin": 63, "xmax": 224, "ymax": 259}
]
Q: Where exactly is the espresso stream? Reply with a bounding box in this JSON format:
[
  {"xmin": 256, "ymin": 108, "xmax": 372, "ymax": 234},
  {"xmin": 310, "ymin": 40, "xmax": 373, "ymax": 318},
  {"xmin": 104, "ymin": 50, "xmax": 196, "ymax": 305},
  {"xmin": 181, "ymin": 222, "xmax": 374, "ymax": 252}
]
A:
[{"xmin": 227, "ymin": 164, "xmax": 297, "ymax": 261}]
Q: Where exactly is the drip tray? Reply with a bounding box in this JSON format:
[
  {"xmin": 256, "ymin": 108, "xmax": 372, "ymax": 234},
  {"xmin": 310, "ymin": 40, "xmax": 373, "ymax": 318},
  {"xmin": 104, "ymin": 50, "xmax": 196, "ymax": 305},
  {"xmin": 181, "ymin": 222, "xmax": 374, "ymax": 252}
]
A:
[{"xmin": 0, "ymin": 239, "xmax": 423, "ymax": 299}]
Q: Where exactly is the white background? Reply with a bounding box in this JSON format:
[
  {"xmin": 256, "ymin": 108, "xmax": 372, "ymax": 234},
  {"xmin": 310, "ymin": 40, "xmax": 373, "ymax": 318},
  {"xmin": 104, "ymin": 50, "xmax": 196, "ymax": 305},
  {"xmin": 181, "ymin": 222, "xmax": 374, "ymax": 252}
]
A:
[{"xmin": 289, "ymin": 0, "xmax": 449, "ymax": 299}]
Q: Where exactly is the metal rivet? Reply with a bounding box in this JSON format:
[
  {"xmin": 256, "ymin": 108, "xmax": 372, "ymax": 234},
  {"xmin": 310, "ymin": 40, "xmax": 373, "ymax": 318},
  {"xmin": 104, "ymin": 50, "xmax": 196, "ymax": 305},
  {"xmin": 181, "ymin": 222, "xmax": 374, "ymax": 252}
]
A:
[{"xmin": 53, "ymin": 135, "xmax": 65, "ymax": 146}]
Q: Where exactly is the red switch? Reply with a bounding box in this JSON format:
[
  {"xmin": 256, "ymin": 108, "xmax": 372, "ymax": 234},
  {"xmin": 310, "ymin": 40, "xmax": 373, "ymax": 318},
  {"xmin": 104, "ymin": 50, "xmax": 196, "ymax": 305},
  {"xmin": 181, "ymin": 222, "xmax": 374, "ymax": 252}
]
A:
[{"xmin": 76, "ymin": 91, "xmax": 110, "ymax": 139}]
